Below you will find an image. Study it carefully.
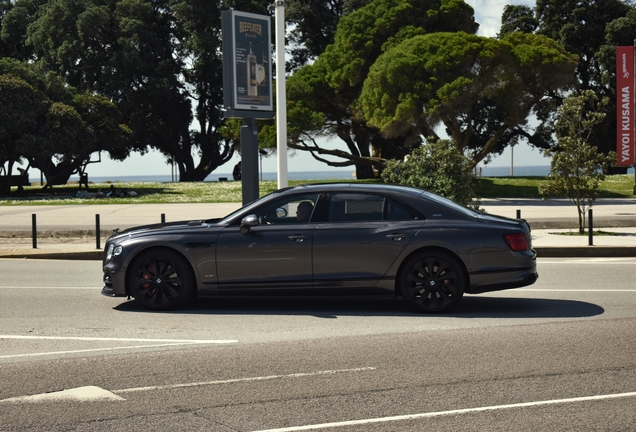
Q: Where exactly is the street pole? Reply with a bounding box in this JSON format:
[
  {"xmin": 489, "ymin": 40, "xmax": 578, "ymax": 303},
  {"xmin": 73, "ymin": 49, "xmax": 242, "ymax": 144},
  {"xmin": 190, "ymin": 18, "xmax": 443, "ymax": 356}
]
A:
[
  {"xmin": 275, "ymin": 1, "xmax": 288, "ymax": 189},
  {"xmin": 241, "ymin": 118, "xmax": 259, "ymax": 205},
  {"xmin": 510, "ymin": 144, "xmax": 514, "ymax": 177}
]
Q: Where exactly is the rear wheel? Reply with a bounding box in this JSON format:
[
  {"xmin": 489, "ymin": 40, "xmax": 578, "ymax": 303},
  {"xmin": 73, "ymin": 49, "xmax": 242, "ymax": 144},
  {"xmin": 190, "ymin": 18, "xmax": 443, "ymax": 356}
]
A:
[
  {"xmin": 127, "ymin": 249, "xmax": 194, "ymax": 310},
  {"xmin": 399, "ymin": 251, "xmax": 465, "ymax": 313}
]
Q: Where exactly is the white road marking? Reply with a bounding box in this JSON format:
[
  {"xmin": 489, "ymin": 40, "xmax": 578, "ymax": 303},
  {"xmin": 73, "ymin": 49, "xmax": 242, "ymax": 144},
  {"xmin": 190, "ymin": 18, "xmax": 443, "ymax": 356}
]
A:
[
  {"xmin": 1, "ymin": 343, "xmax": 211, "ymax": 359},
  {"xmin": 0, "ymin": 335, "xmax": 238, "ymax": 359},
  {"xmin": 0, "ymin": 335, "xmax": 237, "ymax": 343},
  {"xmin": 539, "ymin": 259, "xmax": 636, "ymax": 264},
  {"xmin": 0, "ymin": 286, "xmax": 98, "ymax": 290},
  {"xmin": 113, "ymin": 367, "xmax": 376, "ymax": 394},
  {"xmin": 1, "ymin": 386, "xmax": 124, "ymax": 403},
  {"xmin": 0, "ymin": 368, "xmax": 375, "ymax": 403},
  {"xmin": 251, "ymin": 391, "xmax": 636, "ymax": 432},
  {"xmin": 517, "ymin": 289, "xmax": 635, "ymax": 292}
]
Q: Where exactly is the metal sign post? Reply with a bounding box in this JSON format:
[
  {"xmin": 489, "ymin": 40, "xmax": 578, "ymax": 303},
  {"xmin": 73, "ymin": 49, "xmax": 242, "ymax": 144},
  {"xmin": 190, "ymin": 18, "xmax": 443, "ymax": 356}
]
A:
[
  {"xmin": 241, "ymin": 118, "xmax": 259, "ymax": 205},
  {"xmin": 274, "ymin": 1, "xmax": 288, "ymax": 189}
]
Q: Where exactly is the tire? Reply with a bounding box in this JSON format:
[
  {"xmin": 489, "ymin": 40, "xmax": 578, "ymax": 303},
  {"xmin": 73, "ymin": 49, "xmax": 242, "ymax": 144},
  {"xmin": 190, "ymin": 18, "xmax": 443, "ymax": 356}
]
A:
[
  {"xmin": 399, "ymin": 250, "xmax": 466, "ymax": 313},
  {"xmin": 127, "ymin": 249, "xmax": 194, "ymax": 310}
]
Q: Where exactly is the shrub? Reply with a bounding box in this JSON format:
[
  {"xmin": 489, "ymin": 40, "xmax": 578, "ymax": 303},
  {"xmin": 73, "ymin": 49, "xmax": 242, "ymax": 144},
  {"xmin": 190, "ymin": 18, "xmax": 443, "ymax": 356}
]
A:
[{"xmin": 381, "ymin": 139, "xmax": 477, "ymax": 205}]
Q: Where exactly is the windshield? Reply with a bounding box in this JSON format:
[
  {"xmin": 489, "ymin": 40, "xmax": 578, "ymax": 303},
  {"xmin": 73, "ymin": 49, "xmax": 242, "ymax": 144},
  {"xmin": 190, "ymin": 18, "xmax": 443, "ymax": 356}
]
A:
[{"xmin": 214, "ymin": 189, "xmax": 282, "ymax": 224}]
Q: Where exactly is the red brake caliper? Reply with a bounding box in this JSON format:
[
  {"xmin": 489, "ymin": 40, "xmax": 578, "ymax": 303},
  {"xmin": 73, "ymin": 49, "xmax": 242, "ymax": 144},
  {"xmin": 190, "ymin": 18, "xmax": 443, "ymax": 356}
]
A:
[{"xmin": 141, "ymin": 266, "xmax": 154, "ymax": 290}]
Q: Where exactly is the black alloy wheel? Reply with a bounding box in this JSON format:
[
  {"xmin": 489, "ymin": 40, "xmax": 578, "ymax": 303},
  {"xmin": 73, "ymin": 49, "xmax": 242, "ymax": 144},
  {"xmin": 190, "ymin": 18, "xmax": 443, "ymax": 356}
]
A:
[
  {"xmin": 127, "ymin": 249, "xmax": 193, "ymax": 310},
  {"xmin": 399, "ymin": 251, "xmax": 465, "ymax": 313}
]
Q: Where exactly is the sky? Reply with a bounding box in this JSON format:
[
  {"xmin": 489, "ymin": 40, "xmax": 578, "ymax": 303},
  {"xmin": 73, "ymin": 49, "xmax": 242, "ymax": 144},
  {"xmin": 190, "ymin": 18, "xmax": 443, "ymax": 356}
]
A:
[{"xmin": 83, "ymin": 0, "xmax": 543, "ymax": 178}]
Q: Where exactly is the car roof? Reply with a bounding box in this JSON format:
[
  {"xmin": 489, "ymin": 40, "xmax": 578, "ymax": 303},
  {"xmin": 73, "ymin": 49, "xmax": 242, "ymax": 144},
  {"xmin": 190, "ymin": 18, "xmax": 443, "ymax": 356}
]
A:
[
  {"xmin": 279, "ymin": 183, "xmax": 425, "ymax": 196},
  {"xmin": 279, "ymin": 183, "xmax": 480, "ymax": 218}
]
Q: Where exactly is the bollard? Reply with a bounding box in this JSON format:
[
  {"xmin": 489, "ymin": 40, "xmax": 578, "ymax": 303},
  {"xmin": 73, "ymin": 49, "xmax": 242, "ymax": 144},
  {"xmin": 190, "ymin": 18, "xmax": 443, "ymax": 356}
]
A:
[
  {"xmin": 32, "ymin": 214, "xmax": 37, "ymax": 249},
  {"xmin": 96, "ymin": 214, "xmax": 101, "ymax": 250},
  {"xmin": 516, "ymin": 209, "xmax": 521, "ymax": 219},
  {"xmin": 161, "ymin": 213, "xmax": 166, "ymax": 224},
  {"xmin": 588, "ymin": 209, "xmax": 593, "ymax": 246}
]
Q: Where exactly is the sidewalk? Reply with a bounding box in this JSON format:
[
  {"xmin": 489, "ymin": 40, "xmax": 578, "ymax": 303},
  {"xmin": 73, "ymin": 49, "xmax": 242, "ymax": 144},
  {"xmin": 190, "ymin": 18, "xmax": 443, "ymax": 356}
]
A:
[{"xmin": 1, "ymin": 199, "xmax": 635, "ymax": 259}]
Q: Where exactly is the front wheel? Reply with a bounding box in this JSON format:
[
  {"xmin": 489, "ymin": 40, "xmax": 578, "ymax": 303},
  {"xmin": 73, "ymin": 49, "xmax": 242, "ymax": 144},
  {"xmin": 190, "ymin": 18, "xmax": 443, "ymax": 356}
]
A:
[
  {"xmin": 127, "ymin": 249, "xmax": 194, "ymax": 310},
  {"xmin": 399, "ymin": 251, "xmax": 466, "ymax": 313}
]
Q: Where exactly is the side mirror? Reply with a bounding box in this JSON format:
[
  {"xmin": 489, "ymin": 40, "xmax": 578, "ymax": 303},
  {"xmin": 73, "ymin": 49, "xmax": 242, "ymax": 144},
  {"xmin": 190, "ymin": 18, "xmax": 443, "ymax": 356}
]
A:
[{"xmin": 240, "ymin": 214, "xmax": 259, "ymax": 233}]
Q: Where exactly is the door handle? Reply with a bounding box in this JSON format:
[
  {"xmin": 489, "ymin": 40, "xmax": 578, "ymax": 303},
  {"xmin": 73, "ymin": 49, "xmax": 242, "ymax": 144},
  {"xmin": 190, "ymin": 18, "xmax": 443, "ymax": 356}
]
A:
[
  {"xmin": 289, "ymin": 235, "xmax": 309, "ymax": 243},
  {"xmin": 386, "ymin": 233, "xmax": 406, "ymax": 241}
]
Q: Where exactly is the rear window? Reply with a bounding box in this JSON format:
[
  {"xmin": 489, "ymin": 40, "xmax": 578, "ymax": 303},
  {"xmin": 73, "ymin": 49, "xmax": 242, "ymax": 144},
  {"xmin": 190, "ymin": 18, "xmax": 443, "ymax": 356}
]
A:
[{"xmin": 421, "ymin": 191, "xmax": 480, "ymax": 217}]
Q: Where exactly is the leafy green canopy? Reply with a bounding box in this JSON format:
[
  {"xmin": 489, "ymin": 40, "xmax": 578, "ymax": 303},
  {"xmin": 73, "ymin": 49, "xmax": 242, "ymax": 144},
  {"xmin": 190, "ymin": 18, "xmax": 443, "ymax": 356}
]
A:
[
  {"xmin": 285, "ymin": 0, "xmax": 374, "ymax": 71},
  {"xmin": 285, "ymin": 0, "xmax": 479, "ymax": 178},
  {"xmin": 360, "ymin": 31, "xmax": 577, "ymax": 168},
  {"xmin": 1, "ymin": 0, "xmax": 272, "ymax": 183},
  {"xmin": 0, "ymin": 58, "xmax": 131, "ymax": 186}
]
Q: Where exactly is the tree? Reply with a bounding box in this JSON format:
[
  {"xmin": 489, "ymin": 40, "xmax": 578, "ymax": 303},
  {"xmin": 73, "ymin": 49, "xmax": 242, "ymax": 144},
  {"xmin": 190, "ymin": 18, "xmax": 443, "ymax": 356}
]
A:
[
  {"xmin": 284, "ymin": 0, "xmax": 479, "ymax": 178},
  {"xmin": 0, "ymin": 0, "xmax": 12, "ymax": 58},
  {"xmin": 0, "ymin": 73, "xmax": 43, "ymax": 177},
  {"xmin": 0, "ymin": 58, "xmax": 131, "ymax": 186},
  {"xmin": 500, "ymin": 4, "xmax": 537, "ymax": 36},
  {"xmin": 539, "ymin": 91, "xmax": 616, "ymax": 234},
  {"xmin": 359, "ymin": 31, "xmax": 577, "ymax": 168},
  {"xmin": 0, "ymin": 0, "xmax": 46, "ymax": 60},
  {"xmin": 502, "ymin": 0, "xmax": 636, "ymax": 172},
  {"xmin": 285, "ymin": 0, "xmax": 372, "ymax": 71},
  {"xmin": 1, "ymin": 0, "xmax": 272, "ymax": 182},
  {"xmin": 381, "ymin": 138, "xmax": 476, "ymax": 205}
]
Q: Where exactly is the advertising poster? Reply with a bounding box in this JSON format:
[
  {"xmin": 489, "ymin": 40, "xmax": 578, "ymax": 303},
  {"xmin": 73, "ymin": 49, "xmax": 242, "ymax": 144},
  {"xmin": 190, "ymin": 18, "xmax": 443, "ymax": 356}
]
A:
[
  {"xmin": 616, "ymin": 46, "xmax": 634, "ymax": 167},
  {"xmin": 232, "ymin": 11, "xmax": 272, "ymax": 111}
]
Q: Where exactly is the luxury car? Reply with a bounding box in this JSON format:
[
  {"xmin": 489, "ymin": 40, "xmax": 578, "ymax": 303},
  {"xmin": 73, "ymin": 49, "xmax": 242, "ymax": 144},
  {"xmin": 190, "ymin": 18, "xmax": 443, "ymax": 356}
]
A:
[{"xmin": 102, "ymin": 183, "xmax": 537, "ymax": 313}]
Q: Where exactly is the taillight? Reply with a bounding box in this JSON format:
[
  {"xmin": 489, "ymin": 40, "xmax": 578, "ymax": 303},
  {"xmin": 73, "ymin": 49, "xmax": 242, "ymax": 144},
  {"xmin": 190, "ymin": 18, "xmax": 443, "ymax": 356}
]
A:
[{"xmin": 503, "ymin": 233, "xmax": 529, "ymax": 251}]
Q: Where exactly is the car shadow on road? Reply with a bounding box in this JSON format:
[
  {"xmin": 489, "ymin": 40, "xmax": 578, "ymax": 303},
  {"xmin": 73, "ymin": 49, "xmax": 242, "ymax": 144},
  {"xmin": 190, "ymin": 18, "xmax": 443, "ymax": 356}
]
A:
[
  {"xmin": 113, "ymin": 295, "xmax": 604, "ymax": 319},
  {"xmin": 450, "ymin": 296, "xmax": 604, "ymax": 318}
]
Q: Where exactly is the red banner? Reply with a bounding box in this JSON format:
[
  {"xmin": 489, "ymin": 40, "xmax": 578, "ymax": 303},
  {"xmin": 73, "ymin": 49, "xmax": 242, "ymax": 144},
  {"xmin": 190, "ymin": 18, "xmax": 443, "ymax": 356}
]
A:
[{"xmin": 617, "ymin": 46, "xmax": 634, "ymax": 166}]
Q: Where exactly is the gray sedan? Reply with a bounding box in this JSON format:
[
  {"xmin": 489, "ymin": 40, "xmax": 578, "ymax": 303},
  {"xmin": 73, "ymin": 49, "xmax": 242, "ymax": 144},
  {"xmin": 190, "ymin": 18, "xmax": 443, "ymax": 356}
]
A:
[{"xmin": 102, "ymin": 183, "xmax": 537, "ymax": 313}]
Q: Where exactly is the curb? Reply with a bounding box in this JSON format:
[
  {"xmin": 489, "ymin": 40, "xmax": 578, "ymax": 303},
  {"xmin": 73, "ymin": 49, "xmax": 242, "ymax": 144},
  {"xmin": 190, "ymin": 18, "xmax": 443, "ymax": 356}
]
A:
[
  {"xmin": 534, "ymin": 247, "xmax": 636, "ymax": 258},
  {"xmin": 528, "ymin": 219, "xmax": 636, "ymax": 229},
  {"xmin": 0, "ymin": 250, "xmax": 103, "ymax": 260}
]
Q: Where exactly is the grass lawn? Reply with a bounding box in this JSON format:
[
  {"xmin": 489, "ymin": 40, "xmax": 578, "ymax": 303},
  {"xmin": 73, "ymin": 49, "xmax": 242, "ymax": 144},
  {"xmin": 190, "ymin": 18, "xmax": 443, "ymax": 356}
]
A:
[
  {"xmin": 476, "ymin": 175, "xmax": 635, "ymax": 198},
  {"xmin": 1, "ymin": 174, "xmax": 634, "ymax": 205}
]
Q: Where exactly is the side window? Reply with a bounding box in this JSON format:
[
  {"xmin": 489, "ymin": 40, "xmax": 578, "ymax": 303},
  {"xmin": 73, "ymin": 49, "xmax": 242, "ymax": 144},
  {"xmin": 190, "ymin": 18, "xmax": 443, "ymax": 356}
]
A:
[
  {"xmin": 385, "ymin": 198, "xmax": 416, "ymax": 220},
  {"xmin": 327, "ymin": 194, "xmax": 417, "ymax": 222},
  {"xmin": 328, "ymin": 194, "xmax": 384, "ymax": 222},
  {"xmin": 253, "ymin": 194, "xmax": 319, "ymax": 224}
]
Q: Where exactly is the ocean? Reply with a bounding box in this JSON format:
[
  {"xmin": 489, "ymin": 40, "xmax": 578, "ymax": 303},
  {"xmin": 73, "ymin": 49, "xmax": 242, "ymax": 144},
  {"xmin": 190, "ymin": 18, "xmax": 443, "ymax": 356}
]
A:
[{"xmin": 64, "ymin": 165, "xmax": 553, "ymax": 184}]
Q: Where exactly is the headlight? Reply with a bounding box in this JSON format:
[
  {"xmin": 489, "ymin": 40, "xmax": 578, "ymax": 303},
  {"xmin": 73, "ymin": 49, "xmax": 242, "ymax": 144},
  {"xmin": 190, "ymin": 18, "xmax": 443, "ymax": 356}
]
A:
[{"xmin": 106, "ymin": 244, "xmax": 123, "ymax": 261}]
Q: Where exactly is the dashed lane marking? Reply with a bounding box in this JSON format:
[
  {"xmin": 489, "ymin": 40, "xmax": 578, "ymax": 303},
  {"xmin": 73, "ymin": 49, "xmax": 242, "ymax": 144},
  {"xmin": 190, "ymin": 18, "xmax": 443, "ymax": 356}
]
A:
[
  {"xmin": 0, "ymin": 368, "xmax": 376, "ymax": 403},
  {"xmin": 0, "ymin": 335, "xmax": 238, "ymax": 343},
  {"xmin": 0, "ymin": 335, "xmax": 238, "ymax": 359},
  {"xmin": 112, "ymin": 367, "xmax": 377, "ymax": 394}
]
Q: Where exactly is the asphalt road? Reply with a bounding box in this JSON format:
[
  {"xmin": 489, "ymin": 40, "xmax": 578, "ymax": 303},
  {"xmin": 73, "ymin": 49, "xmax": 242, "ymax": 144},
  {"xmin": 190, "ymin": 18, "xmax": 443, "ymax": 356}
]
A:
[{"xmin": 1, "ymin": 258, "xmax": 635, "ymax": 431}]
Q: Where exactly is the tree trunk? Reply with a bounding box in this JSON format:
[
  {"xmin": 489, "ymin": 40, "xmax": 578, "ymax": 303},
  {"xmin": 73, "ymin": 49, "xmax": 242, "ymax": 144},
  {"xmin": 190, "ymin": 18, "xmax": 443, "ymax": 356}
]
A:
[
  {"xmin": 576, "ymin": 200, "xmax": 585, "ymax": 234},
  {"xmin": 355, "ymin": 163, "xmax": 375, "ymax": 179},
  {"xmin": 30, "ymin": 158, "xmax": 81, "ymax": 188},
  {"xmin": 176, "ymin": 136, "xmax": 235, "ymax": 182}
]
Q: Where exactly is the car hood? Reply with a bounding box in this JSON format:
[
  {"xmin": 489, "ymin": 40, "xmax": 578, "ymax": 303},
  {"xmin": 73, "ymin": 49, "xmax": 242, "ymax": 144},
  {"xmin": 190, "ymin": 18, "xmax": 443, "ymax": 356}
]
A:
[{"xmin": 109, "ymin": 218, "xmax": 223, "ymax": 240}]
